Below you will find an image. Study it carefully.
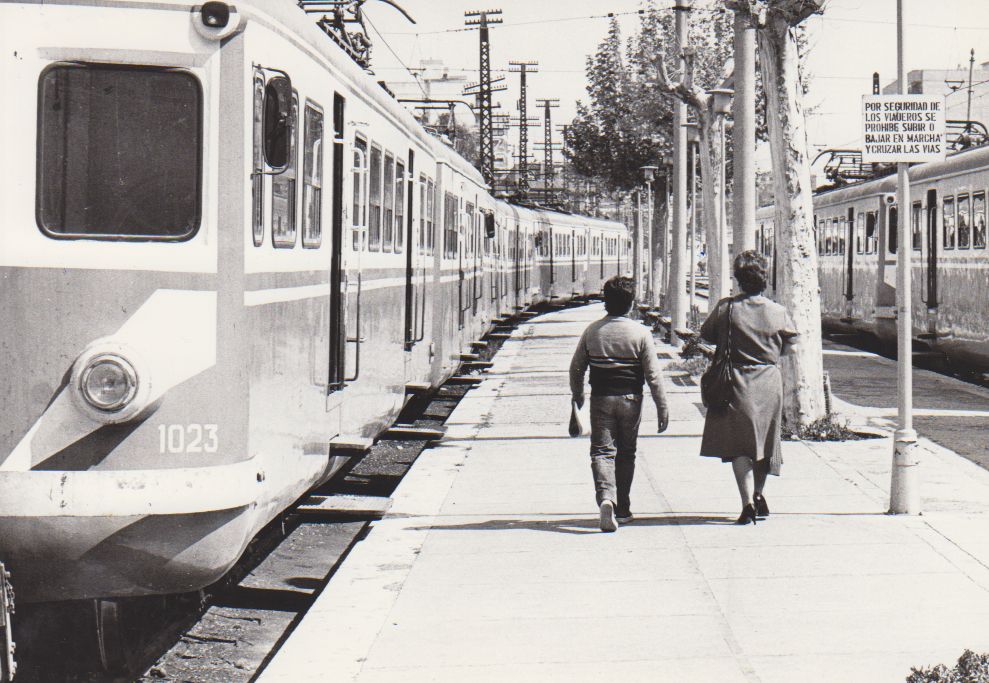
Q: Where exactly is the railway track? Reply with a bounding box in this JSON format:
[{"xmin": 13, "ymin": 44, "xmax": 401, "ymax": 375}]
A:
[{"xmin": 8, "ymin": 309, "xmax": 544, "ymax": 683}]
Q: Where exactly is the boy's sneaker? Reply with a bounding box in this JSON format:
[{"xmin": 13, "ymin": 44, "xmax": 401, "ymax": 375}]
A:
[
  {"xmin": 599, "ymin": 500, "xmax": 618, "ymax": 532},
  {"xmin": 616, "ymin": 512, "xmax": 634, "ymax": 525}
]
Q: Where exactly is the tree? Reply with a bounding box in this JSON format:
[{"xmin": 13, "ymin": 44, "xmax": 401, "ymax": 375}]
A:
[
  {"xmin": 650, "ymin": 39, "xmax": 734, "ymax": 304},
  {"xmin": 434, "ymin": 111, "xmax": 480, "ymax": 172},
  {"xmin": 727, "ymin": 0, "xmax": 826, "ymax": 428},
  {"xmin": 565, "ymin": 18, "xmax": 672, "ymax": 193},
  {"xmin": 567, "ymin": 10, "xmax": 732, "ymax": 305}
]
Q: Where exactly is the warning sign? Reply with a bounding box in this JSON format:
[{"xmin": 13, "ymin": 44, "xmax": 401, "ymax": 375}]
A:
[{"xmin": 862, "ymin": 95, "xmax": 946, "ymax": 163}]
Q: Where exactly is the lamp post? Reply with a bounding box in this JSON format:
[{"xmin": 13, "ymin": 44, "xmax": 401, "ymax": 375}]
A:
[
  {"xmin": 684, "ymin": 121, "xmax": 699, "ymax": 327},
  {"xmin": 640, "ymin": 165, "xmax": 658, "ymax": 305},
  {"xmin": 707, "ymin": 87, "xmax": 733, "ymax": 299}
]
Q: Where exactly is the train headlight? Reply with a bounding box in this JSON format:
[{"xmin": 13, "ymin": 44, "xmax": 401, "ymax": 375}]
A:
[
  {"xmin": 200, "ymin": 1, "xmax": 230, "ymax": 28},
  {"xmin": 79, "ymin": 354, "xmax": 138, "ymax": 412},
  {"xmin": 71, "ymin": 341, "xmax": 153, "ymax": 424},
  {"xmin": 192, "ymin": 2, "xmax": 244, "ymax": 40}
]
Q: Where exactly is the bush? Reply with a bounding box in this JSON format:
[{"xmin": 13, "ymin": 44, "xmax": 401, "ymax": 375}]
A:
[
  {"xmin": 782, "ymin": 415, "xmax": 865, "ymax": 442},
  {"xmin": 906, "ymin": 650, "xmax": 989, "ymax": 683},
  {"xmin": 666, "ymin": 355, "xmax": 709, "ymax": 377}
]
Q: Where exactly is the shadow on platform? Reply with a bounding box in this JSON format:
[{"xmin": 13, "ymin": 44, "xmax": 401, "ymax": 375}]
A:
[{"xmin": 414, "ymin": 514, "xmax": 733, "ymax": 535}]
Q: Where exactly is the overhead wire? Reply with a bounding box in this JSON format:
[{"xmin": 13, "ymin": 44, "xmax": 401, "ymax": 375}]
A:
[
  {"xmin": 381, "ymin": 4, "xmax": 726, "ymax": 37},
  {"xmin": 363, "ymin": 12, "xmax": 428, "ymax": 97}
]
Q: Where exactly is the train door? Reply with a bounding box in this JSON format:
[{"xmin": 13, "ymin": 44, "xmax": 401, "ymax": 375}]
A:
[
  {"xmin": 924, "ymin": 188, "xmax": 939, "ymax": 311},
  {"xmin": 460, "ymin": 197, "xmax": 470, "ymax": 330},
  {"xmin": 328, "ymin": 94, "xmax": 349, "ymax": 393},
  {"xmin": 403, "ymin": 150, "xmax": 418, "ymax": 351},
  {"xmin": 845, "ymin": 207, "xmax": 855, "ymax": 303},
  {"xmin": 548, "ymin": 225, "xmax": 555, "ymax": 288},
  {"xmin": 571, "ymin": 229, "xmax": 576, "ymax": 284}
]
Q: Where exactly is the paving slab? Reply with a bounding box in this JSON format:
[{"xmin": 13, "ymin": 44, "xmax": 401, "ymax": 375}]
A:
[{"xmin": 259, "ymin": 303, "xmax": 989, "ymax": 683}]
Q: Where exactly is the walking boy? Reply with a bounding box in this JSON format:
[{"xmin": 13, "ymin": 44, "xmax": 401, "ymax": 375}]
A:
[{"xmin": 569, "ymin": 276, "xmax": 669, "ymax": 532}]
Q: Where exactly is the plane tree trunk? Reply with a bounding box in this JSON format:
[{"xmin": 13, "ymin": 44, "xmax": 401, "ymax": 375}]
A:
[{"xmin": 728, "ymin": 0, "xmax": 826, "ymax": 427}]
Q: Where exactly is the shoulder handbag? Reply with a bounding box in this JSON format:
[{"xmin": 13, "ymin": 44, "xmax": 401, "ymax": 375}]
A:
[{"xmin": 700, "ymin": 299, "xmax": 735, "ymax": 409}]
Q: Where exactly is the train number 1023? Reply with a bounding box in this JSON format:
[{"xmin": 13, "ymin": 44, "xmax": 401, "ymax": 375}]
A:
[{"xmin": 158, "ymin": 424, "xmax": 219, "ymax": 454}]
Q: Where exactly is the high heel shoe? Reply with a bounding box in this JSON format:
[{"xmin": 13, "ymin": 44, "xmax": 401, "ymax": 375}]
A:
[
  {"xmin": 754, "ymin": 493, "xmax": 769, "ymax": 518},
  {"xmin": 735, "ymin": 503, "xmax": 758, "ymax": 526}
]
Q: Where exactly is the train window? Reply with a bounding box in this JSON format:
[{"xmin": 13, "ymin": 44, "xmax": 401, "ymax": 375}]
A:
[
  {"xmin": 465, "ymin": 202, "xmax": 475, "ymax": 258},
  {"xmin": 252, "ymin": 74, "xmax": 265, "ymax": 246},
  {"xmin": 302, "ymin": 102, "xmax": 323, "ymax": 249},
  {"xmin": 352, "ymin": 136, "xmax": 367, "ymax": 251},
  {"xmin": 943, "ymin": 196, "xmax": 956, "ymax": 249},
  {"xmin": 888, "ymin": 207, "xmax": 898, "ymax": 254},
  {"xmin": 395, "ymin": 161, "xmax": 405, "ymax": 253},
  {"xmin": 271, "ymin": 92, "xmax": 299, "ymax": 248},
  {"xmin": 856, "ymin": 212, "xmax": 865, "ymax": 254},
  {"xmin": 957, "ymin": 194, "xmax": 971, "ymax": 249},
  {"xmin": 382, "ymin": 152, "xmax": 395, "ymax": 252},
  {"xmin": 418, "ymin": 175, "xmax": 426, "ymax": 255},
  {"xmin": 866, "ymin": 212, "xmax": 877, "ymax": 254},
  {"xmin": 367, "ymin": 144, "xmax": 382, "ymax": 251},
  {"xmin": 912, "ymin": 202, "xmax": 922, "ymax": 251},
  {"xmin": 824, "ymin": 219, "xmax": 831, "ymax": 255},
  {"xmin": 444, "ymin": 192, "xmax": 457, "ymax": 258},
  {"xmin": 263, "ymin": 77, "xmax": 292, "ymax": 168},
  {"xmin": 838, "ymin": 217, "xmax": 846, "ymax": 255},
  {"xmin": 426, "ymin": 178, "xmax": 435, "ymax": 254},
  {"xmin": 974, "ymin": 192, "xmax": 987, "ymax": 248},
  {"xmin": 38, "ymin": 63, "xmax": 202, "ymax": 240}
]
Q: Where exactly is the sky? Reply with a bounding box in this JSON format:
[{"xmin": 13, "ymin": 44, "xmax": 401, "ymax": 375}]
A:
[{"xmin": 358, "ymin": 0, "xmax": 989, "ymax": 173}]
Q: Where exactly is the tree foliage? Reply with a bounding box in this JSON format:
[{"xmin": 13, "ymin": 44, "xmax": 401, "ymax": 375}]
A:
[{"xmin": 566, "ymin": 10, "xmax": 734, "ymax": 195}]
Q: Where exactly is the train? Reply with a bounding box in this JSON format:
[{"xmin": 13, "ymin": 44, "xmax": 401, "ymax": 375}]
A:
[
  {"xmin": 0, "ymin": 0, "xmax": 631, "ymax": 648},
  {"xmin": 756, "ymin": 144, "xmax": 989, "ymax": 371}
]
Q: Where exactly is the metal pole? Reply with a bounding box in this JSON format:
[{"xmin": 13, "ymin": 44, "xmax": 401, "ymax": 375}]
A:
[
  {"xmin": 646, "ymin": 179, "xmax": 653, "ymax": 301},
  {"xmin": 890, "ymin": 0, "xmax": 919, "ymax": 515},
  {"xmin": 732, "ymin": 11, "xmax": 757, "ymax": 259},
  {"xmin": 720, "ymin": 115, "xmax": 728, "ymax": 291},
  {"xmin": 670, "ymin": 0, "xmax": 691, "ymax": 346},
  {"xmin": 689, "ymin": 141, "xmax": 696, "ymax": 327},
  {"xmin": 966, "ymin": 48, "xmax": 975, "ymax": 137},
  {"xmin": 633, "ymin": 191, "xmax": 642, "ymax": 300}
]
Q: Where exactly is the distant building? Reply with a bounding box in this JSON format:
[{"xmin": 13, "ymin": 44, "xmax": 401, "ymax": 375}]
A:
[
  {"xmin": 883, "ymin": 61, "xmax": 989, "ymax": 130},
  {"xmin": 385, "ymin": 58, "xmax": 478, "ymax": 127}
]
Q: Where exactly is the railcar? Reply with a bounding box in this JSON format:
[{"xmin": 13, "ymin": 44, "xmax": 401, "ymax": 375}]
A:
[
  {"xmin": 0, "ymin": 0, "xmax": 629, "ymax": 654},
  {"xmin": 757, "ymin": 144, "xmax": 989, "ymax": 370}
]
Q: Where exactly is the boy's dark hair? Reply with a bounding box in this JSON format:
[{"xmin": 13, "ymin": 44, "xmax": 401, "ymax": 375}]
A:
[
  {"xmin": 602, "ymin": 276, "xmax": 635, "ymax": 315},
  {"xmin": 733, "ymin": 250, "xmax": 769, "ymax": 294}
]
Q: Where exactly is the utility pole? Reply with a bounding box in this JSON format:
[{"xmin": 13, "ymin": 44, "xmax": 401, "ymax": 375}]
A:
[
  {"xmin": 556, "ymin": 123, "xmax": 570, "ymax": 208},
  {"xmin": 509, "ymin": 60, "xmax": 539, "ymax": 196},
  {"xmin": 669, "ymin": 0, "xmax": 691, "ymax": 347},
  {"xmin": 535, "ymin": 98, "xmax": 559, "ymax": 203},
  {"xmin": 464, "ymin": 9, "xmax": 504, "ymax": 188},
  {"xmin": 732, "ymin": 9, "xmax": 757, "ymax": 260},
  {"xmin": 889, "ymin": 0, "xmax": 919, "ymax": 514}
]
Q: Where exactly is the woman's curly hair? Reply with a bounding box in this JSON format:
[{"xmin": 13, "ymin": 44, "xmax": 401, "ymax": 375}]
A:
[{"xmin": 733, "ymin": 250, "xmax": 769, "ymax": 294}]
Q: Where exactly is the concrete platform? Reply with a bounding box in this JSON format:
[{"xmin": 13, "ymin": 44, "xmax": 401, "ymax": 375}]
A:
[{"xmin": 259, "ymin": 303, "xmax": 989, "ymax": 683}]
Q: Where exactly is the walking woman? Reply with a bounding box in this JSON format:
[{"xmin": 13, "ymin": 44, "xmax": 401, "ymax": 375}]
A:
[{"xmin": 699, "ymin": 250, "xmax": 798, "ymax": 525}]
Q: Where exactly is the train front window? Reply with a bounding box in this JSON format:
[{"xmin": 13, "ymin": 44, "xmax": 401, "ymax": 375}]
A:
[
  {"xmin": 974, "ymin": 193, "xmax": 986, "ymax": 248},
  {"xmin": 957, "ymin": 194, "xmax": 971, "ymax": 249},
  {"xmin": 38, "ymin": 63, "xmax": 202, "ymax": 239},
  {"xmin": 943, "ymin": 197, "xmax": 956, "ymax": 249}
]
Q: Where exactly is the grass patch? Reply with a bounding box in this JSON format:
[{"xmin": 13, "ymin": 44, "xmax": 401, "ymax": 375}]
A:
[
  {"xmin": 666, "ymin": 354, "xmax": 709, "ymax": 377},
  {"xmin": 782, "ymin": 415, "xmax": 867, "ymax": 442},
  {"xmin": 907, "ymin": 650, "xmax": 989, "ymax": 683}
]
